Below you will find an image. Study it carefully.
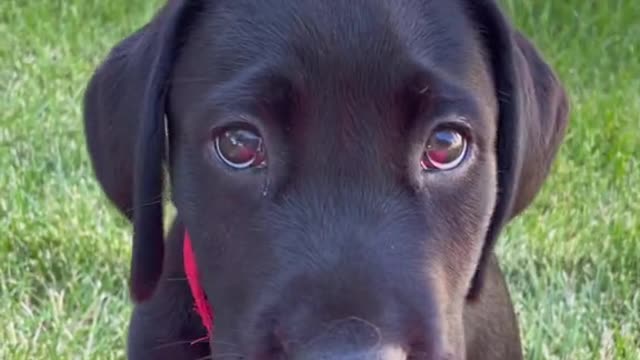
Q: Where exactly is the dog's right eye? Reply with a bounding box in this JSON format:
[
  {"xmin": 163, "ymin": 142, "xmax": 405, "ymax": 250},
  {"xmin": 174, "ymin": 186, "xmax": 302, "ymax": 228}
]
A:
[{"xmin": 213, "ymin": 126, "xmax": 267, "ymax": 170}]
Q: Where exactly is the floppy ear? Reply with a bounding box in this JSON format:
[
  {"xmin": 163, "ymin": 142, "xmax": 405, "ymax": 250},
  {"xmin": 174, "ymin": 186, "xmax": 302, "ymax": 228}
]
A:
[
  {"xmin": 465, "ymin": 0, "xmax": 570, "ymax": 299},
  {"xmin": 83, "ymin": 1, "xmax": 202, "ymax": 302}
]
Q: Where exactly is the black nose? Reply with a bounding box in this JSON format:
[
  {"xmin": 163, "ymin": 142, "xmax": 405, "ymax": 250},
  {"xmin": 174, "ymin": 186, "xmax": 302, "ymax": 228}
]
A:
[
  {"xmin": 289, "ymin": 318, "xmax": 407, "ymax": 360},
  {"xmin": 249, "ymin": 317, "xmax": 443, "ymax": 360},
  {"xmin": 297, "ymin": 345, "xmax": 408, "ymax": 359}
]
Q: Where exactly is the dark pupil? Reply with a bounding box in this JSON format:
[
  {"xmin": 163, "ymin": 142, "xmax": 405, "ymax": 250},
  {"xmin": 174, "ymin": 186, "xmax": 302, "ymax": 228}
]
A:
[
  {"xmin": 428, "ymin": 130, "xmax": 463, "ymax": 164},
  {"xmin": 219, "ymin": 129, "xmax": 261, "ymax": 165}
]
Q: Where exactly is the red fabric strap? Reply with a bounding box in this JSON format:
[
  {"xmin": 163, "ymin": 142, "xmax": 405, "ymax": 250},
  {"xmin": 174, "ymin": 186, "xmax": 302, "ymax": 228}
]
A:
[{"xmin": 183, "ymin": 231, "xmax": 214, "ymax": 339}]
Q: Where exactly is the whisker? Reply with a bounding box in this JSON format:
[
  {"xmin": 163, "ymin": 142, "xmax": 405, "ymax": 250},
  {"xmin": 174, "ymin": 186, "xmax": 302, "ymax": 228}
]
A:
[
  {"xmin": 188, "ymin": 336, "xmax": 207, "ymax": 345},
  {"xmin": 152, "ymin": 339, "xmax": 197, "ymax": 350},
  {"xmin": 140, "ymin": 198, "xmax": 166, "ymax": 208},
  {"xmin": 125, "ymin": 195, "xmax": 169, "ymax": 214}
]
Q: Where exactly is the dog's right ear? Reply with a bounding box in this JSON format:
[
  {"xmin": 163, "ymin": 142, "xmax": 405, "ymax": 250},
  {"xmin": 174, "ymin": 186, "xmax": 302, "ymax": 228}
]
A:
[
  {"xmin": 83, "ymin": 1, "xmax": 202, "ymax": 302},
  {"xmin": 463, "ymin": 0, "xmax": 569, "ymax": 300}
]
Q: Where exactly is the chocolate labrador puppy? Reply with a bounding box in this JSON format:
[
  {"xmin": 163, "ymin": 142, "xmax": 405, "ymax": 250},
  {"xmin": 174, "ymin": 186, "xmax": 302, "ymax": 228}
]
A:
[{"xmin": 83, "ymin": 0, "xmax": 568, "ymax": 358}]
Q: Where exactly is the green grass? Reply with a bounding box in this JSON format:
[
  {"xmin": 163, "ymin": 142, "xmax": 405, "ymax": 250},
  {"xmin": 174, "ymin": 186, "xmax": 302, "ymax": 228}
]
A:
[{"xmin": 1, "ymin": 0, "xmax": 638, "ymax": 358}]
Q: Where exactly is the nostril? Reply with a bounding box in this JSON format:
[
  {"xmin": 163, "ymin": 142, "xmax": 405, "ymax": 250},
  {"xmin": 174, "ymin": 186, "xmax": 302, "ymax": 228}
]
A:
[
  {"xmin": 407, "ymin": 349, "xmax": 453, "ymax": 360},
  {"xmin": 259, "ymin": 322, "xmax": 288, "ymax": 359},
  {"xmin": 407, "ymin": 349, "xmax": 427, "ymax": 360},
  {"xmin": 406, "ymin": 339, "xmax": 447, "ymax": 360}
]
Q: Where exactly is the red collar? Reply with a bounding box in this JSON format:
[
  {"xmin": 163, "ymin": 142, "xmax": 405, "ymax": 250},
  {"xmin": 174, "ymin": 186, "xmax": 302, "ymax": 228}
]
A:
[{"xmin": 183, "ymin": 231, "xmax": 214, "ymax": 340}]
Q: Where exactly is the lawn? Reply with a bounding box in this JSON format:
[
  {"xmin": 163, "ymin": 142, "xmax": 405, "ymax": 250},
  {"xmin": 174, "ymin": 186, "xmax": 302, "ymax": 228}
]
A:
[{"xmin": 1, "ymin": 0, "xmax": 638, "ymax": 359}]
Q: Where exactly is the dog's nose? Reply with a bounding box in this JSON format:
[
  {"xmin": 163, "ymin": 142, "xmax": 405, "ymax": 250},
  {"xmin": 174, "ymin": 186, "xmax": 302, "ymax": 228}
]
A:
[
  {"xmin": 255, "ymin": 317, "xmax": 443, "ymax": 360},
  {"xmin": 296, "ymin": 345, "xmax": 408, "ymax": 360}
]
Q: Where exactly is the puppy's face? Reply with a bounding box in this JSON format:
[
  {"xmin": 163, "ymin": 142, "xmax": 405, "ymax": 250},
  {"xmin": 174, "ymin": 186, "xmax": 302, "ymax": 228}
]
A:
[
  {"xmin": 169, "ymin": 1, "xmax": 495, "ymax": 356},
  {"xmin": 84, "ymin": 0, "xmax": 568, "ymax": 358}
]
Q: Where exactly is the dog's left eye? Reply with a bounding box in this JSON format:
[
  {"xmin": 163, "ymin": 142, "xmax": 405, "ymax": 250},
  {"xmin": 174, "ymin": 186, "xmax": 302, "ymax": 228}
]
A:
[
  {"xmin": 421, "ymin": 128, "xmax": 468, "ymax": 171},
  {"xmin": 213, "ymin": 127, "xmax": 267, "ymax": 170}
]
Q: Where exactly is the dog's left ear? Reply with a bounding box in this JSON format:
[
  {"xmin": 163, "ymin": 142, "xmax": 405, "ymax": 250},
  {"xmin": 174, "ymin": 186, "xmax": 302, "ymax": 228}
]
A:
[
  {"xmin": 83, "ymin": 1, "xmax": 202, "ymax": 302},
  {"xmin": 465, "ymin": 0, "xmax": 570, "ymax": 299}
]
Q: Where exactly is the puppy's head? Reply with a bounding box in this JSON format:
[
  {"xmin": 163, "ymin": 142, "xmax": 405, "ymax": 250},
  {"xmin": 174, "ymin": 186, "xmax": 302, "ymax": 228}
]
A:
[{"xmin": 84, "ymin": 0, "xmax": 568, "ymax": 358}]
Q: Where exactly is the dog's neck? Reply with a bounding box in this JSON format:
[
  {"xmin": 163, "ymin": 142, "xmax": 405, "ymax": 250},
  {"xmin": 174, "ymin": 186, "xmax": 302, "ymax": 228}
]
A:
[{"xmin": 183, "ymin": 231, "xmax": 214, "ymax": 341}]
